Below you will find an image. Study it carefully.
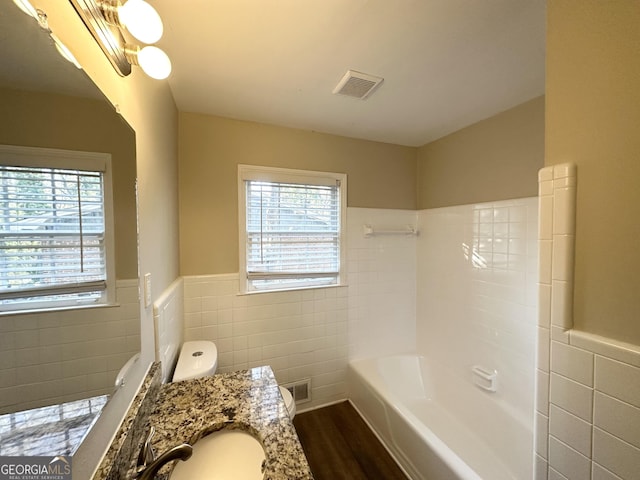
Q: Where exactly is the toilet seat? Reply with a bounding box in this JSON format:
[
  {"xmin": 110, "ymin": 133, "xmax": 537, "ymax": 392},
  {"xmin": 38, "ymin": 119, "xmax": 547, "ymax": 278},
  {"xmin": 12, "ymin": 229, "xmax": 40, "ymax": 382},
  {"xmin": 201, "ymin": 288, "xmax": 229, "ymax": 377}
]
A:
[{"xmin": 279, "ymin": 386, "xmax": 296, "ymax": 420}]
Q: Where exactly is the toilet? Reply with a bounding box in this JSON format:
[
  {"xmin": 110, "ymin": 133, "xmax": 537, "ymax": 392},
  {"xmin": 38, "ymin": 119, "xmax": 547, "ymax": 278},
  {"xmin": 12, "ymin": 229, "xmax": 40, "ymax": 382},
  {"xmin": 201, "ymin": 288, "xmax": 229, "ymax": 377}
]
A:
[
  {"xmin": 172, "ymin": 341, "xmax": 296, "ymax": 420},
  {"xmin": 279, "ymin": 386, "xmax": 296, "ymax": 421},
  {"xmin": 172, "ymin": 341, "xmax": 218, "ymax": 382}
]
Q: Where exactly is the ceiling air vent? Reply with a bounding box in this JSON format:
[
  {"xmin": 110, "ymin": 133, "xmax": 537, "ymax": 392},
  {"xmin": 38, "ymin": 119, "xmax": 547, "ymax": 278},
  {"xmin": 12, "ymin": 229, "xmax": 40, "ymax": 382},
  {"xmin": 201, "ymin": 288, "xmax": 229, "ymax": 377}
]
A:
[{"xmin": 333, "ymin": 70, "xmax": 384, "ymax": 100}]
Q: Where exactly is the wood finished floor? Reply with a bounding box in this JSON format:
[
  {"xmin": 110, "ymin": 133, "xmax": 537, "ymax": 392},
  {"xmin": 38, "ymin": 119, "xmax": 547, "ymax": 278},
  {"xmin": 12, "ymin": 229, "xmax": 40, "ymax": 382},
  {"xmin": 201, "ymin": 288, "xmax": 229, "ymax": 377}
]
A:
[{"xmin": 293, "ymin": 401, "xmax": 407, "ymax": 480}]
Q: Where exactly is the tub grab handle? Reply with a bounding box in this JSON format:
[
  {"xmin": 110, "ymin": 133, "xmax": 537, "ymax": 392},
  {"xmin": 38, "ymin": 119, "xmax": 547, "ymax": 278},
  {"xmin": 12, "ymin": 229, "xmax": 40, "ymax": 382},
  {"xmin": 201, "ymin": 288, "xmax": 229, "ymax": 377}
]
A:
[{"xmin": 472, "ymin": 365, "xmax": 497, "ymax": 392}]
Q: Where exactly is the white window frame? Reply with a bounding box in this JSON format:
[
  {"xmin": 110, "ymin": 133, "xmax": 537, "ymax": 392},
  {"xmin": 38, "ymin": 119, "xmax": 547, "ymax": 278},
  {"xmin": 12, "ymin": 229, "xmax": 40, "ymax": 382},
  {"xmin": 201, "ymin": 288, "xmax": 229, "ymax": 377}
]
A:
[
  {"xmin": 238, "ymin": 164, "xmax": 347, "ymax": 294},
  {"xmin": 0, "ymin": 144, "xmax": 116, "ymax": 313}
]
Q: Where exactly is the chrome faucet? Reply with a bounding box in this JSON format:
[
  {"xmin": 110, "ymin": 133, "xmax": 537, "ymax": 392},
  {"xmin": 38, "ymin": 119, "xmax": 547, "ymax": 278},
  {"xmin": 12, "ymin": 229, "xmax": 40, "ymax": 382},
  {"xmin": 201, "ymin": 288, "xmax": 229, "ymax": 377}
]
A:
[{"xmin": 135, "ymin": 426, "xmax": 193, "ymax": 480}]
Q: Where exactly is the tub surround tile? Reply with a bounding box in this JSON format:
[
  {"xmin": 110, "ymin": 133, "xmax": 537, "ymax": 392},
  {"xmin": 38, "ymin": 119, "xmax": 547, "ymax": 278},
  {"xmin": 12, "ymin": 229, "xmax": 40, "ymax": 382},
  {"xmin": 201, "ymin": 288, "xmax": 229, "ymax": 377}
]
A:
[
  {"xmin": 551, "ymin": 341, "xmax": 594, "ymax": 388},
  {"xmin": 570, "ymin": 331, "xmax": 640, "ymax": 369},
  {"xmin": 538, "ymin": 164, "xmax": 640, "ymax": 478},
  {"xmin": 534, "ymin": 454, "xmax": 548, "ymax": 480},
  {"xmin": 536, "ymin": 369, "xmax": 550, "ymax": 416},
  {"xmin": 593, "ymin": 427, "xmax": 640, "ymax": 480},
  {"xmin": 549, "ymin": 373, "xmax": 593, "ymax": 422},
  {"xmin": 592, "ymin": 462, "xmax": 623, "ymax": 480},
  {"xmin": 551, "ymin": 326, "xmax": 570, "ymax": 344},
  {"xmin": 535, "ymin": 412, "xmax": 549, "ymax": 458},
  {"xmin": 594, "ymin": 356, "xmax": 640, "ymax": 407},
  {"xmin": 549, "ymin": 404, "xmax": 592, "ymax": 457},
  {"xmin": 594, "ymin": 392, "xmax": 640, "ymax": 449},
  {"xmin": 548, "ymin": 436, "xmax": 591, "ymax": 480},
  {"xmin": 143, "ymin": 366, "xmax": 312, "ymax": 480},
  {"xmin": 547, "ymin": 467, "xmax": 569, "ymax": 480}
]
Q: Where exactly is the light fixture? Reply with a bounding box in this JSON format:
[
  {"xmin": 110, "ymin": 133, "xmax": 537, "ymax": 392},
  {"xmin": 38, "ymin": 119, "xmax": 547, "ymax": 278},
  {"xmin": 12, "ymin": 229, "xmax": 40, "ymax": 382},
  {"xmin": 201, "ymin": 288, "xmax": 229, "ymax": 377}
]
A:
[
  {"xmin": 12, "ymin": 1, "xmax": 83, "ymax": 70},
  {"xmin": 102, "ymin": 0, "xmax": 163, "ymax": 44},
  {"xmin": 125, "ymin": 45, "xmax": 171, "ymax": 80},
  {"xmin": 69, "ymin": 0, "xmax": 171, "ymax": 79}
]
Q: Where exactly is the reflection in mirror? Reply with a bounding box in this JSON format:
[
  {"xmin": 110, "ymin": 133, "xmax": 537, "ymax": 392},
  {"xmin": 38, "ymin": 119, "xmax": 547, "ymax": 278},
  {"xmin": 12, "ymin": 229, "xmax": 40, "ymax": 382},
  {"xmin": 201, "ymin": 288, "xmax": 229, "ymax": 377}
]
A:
[{"xmin": 0, "ymin": 2, "xmax": 140, "ymax": 455}]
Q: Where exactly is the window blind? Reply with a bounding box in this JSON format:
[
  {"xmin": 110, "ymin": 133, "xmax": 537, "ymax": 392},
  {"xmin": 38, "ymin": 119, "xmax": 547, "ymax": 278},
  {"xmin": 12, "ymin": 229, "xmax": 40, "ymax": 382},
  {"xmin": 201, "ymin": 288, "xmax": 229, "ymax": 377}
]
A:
[
  {"xmin": 0, "ymin": 165, "xmax": 106, "ymax": 306},
  {"xmin": 245, "ymin": 179, "xmax": 340, "ymax": 291}
]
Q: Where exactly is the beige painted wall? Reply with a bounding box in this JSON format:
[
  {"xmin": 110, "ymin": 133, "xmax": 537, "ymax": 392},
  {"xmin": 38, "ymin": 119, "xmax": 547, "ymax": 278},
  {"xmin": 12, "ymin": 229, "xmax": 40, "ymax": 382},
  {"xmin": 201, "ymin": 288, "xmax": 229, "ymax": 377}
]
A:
[
  {"xmin": 417, "ymin": 96, "xmax": 544, "ymax": 209},
  {"xmin": 178, "ymin": 112, "xmax": 416, "ymax": 275},
  {"xmin": 546, "ymin": 1, "xmax": 640, "ymax": 344},
  {"xmin": 0, "ymin": 87, "xmax": 138, "ymax": 279}
]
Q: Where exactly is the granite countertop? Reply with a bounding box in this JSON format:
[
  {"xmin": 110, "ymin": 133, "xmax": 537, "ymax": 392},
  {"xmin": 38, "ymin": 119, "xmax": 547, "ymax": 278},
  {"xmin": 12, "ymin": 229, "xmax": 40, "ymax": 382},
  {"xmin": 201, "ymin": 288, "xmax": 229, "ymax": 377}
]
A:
[
  {"xmin": 0, "ymin": 395, "xmax": 108, "ymax": 457},
  {"xmin": 144, "ymin": 366, "xmax": 313, "ymax": 480}
]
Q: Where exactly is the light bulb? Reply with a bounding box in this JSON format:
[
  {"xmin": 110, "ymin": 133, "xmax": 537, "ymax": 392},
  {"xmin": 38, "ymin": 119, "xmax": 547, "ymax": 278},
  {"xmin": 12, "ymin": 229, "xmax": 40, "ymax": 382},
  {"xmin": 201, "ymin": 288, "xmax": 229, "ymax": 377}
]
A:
[
  {"xmin": 137, "ymin": 46, "xmax": 171, "ymax": 79},
  {"xmin": 118, "ymin": 0, "xmax": 163, "ymax": 44}
]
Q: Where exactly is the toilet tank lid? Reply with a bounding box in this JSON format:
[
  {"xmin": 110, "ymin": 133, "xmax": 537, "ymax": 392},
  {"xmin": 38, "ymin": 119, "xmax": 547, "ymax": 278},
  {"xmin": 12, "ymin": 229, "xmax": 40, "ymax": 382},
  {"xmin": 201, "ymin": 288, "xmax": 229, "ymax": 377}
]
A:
[{"xmin": 173, "ymin": 341, "xmax": 218, "ymax": 382}]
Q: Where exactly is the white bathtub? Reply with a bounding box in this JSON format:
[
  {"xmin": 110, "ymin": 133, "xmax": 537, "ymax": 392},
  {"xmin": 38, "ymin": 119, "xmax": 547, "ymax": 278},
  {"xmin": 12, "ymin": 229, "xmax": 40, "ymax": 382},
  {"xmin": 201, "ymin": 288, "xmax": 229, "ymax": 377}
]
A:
[{"xmin": 348, "ymin": 355, "xmax": 532, "ymax": 480}]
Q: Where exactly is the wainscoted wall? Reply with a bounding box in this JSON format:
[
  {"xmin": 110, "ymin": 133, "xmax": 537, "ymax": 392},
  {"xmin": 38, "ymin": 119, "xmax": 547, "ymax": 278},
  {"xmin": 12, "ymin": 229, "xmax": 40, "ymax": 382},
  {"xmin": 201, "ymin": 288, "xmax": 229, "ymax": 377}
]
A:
[
  {"xmin": 0, "ymin": 280, "xmax": 140, "ymax": 414},
  {"xmin": 153, "ymin": 278, "xmax": 184, "ymax": 383},
  {"xmin": 536, "ymin": 164, "xmax": 640, "ymax": 480},
  {"xmin": 416, "ymin": 197, "xmax": 539, "ymax": 479},
  {"xmin": 179, "ymin": 207, "xmax": 417, "ymax": 410},
  {"xmin": 183, "ymin": 274, "xmax": 349, "ymax": 409}
]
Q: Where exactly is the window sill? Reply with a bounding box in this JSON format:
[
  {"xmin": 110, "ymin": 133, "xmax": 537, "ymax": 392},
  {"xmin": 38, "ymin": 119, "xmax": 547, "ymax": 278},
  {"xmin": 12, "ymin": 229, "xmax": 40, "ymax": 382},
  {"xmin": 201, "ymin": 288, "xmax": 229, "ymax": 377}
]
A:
[
  {"xmin": 0, "ymin": 302, "xmax": 122, "ymax": 318},
  {"xmin": 237, "ymin": 283, "xmax": 348, "ymax": 296}
]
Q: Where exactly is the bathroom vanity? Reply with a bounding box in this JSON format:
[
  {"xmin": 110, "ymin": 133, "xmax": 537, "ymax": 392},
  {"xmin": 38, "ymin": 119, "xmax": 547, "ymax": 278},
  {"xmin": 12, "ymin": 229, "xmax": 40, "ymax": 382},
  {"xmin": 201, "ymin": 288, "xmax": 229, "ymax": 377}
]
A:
[{"xmin": 92, "ymin": 363, "xmax": 313, "ymax": 479}]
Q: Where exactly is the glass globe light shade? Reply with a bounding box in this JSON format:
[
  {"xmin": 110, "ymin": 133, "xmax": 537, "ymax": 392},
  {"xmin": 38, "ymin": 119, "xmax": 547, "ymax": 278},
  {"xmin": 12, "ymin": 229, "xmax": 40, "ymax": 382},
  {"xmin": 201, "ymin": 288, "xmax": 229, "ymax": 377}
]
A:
[
  {"xmin": 118, "ymin": 0, "xmax": 163, "ymax": 44},
  {"xmin": 137, "ymin": 46, "xmax": 172, "ymax": 79}
]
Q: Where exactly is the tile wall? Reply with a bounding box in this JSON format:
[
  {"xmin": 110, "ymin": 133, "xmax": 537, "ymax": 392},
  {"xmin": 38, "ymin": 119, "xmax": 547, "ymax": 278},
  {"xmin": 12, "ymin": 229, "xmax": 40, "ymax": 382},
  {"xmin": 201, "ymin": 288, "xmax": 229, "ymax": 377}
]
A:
[
  {"xmin": 0, "ymin": 280, "xmax": 141, "ymax": 414},
  {"xmin": 346, "ymin": 208, "xmax": 417, "ymax": 361},
  {"xmin": 416, "ymin": 197, "xmax": 539, "ymax": 479},
  {"xmin": 153, "ymin": 277, "xmax": 184, "ymax": 383},
  {"xmin": 181, "ymin": 207, "xmax": 417, "ymax": 410},
  {"xmin": 536, "ymin": 164, "xmax": 640, "ymax": 480},
  {"xmin": 183, "ymin": 274, "xmax": 349, "ymax": 409}
]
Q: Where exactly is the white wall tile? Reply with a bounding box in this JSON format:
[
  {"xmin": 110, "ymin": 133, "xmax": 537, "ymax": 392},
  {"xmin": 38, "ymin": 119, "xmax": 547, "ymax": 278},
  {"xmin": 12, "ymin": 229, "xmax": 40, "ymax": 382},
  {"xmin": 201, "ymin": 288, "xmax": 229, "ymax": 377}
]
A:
[
  {"xmin": 539, "ymin": 240, "xmax": 553, "ymax": 285},
  {"xmin": 551, "ymin": 326, "xmax": 570, "ymax": 344},
  {"xmin": 593, "ymin": 427, "xmax": 640, "ymax": 480},
  {"xmin": 550, "ymin": 373, "xmax": 593, "ymax": 422},
  {"xmin": 536, "ymin": 412, "xmax": 549, "ymax": 458},
  {"xmin": 0, "ymin": 280, "xmax": 140, "ymax": 413},
  {"xmin": 417, "ymin": 197, "xmax": 538, "ymax": 479},
  {"xmin": 539, "ymin": 195, "xmax": 554, "ymax": 240},
  {"xmin": 551, "ymin": 235, "xmax": 575, "ymax": 282},
  {"xmin": 537, "ymin": 369, "xmax": 550, "ymax": 416},
  {"xmin": 549, "ymin": 404, "xmax": 592, "ymax": 457},
  {"xmin": 570, "ymin": 331, "xmax": 640, "ymax": 369},
  {"xmin": 538, "ymin": 327, "xmax": 551, "ymax": 372},
  {"xmin": 594, "ymin": 392, "xmax": 640, "ymax": 449},
  {"xmin": 539, "ymin": 283, "xmax": 552, "ymax": 328},
  {"xmin": 551, "ymin": 280, "xmax": 573, "ymax": 328},
  {"xmin": 551, "ymin": 341, "xmax": 594, "ymax": 387},
  {"xmin": 552, "ymin": 187, "xmax": 576, "ymax": 236},
  {"xmin": 535, "ymin": 454, "xmax": 549, "ymax": 480},
  {"xmin": 547, "ymin": 467, "xmax": 568, "ymax": 480},
  {"xmin": 595, "ymin": 357, "xmax": 640, "ymax": 408},
  {"xmin": 592, "ymin": 462, "xmax": 623, "ymax": 480},
  {"xmin": 548, "ymin": 436, "xmax": 591, "ymax": 480}
]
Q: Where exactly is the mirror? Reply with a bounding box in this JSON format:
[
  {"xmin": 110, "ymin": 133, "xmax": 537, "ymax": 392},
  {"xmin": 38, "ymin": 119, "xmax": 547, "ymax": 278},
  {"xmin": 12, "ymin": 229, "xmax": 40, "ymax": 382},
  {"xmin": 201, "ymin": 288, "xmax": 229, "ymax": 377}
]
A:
[{"xmin": 0, "ymin": 3, "xmax": 140, "ymax": 453}]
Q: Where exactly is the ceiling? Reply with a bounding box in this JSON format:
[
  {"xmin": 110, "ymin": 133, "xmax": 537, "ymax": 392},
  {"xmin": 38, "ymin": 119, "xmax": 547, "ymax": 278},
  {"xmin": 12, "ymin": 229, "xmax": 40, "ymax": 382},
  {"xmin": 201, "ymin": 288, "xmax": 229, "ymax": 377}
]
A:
[{"xmin": 156, "ymin": 0, "xmax": 545, "ymax": 147}]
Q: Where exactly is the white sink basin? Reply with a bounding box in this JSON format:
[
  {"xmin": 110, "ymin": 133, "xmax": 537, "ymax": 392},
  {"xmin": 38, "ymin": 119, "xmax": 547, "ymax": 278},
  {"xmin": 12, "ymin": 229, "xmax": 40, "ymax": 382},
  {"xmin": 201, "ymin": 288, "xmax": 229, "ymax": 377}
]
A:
[{"xmin": 170, "ymin": 429, "xmax": 266, "ymax": 480}]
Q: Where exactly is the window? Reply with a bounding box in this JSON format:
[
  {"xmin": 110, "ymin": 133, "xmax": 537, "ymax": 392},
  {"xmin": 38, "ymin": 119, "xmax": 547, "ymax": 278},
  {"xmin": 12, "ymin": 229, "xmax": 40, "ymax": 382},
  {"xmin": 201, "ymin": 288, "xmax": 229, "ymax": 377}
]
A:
[
  {"xmin": 238, "ymin": 165, "xmax": 346, "ymax": 293},
  {"xmin": 0, "ymin": 145, "xmax": 115, "ymax": 312}
]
